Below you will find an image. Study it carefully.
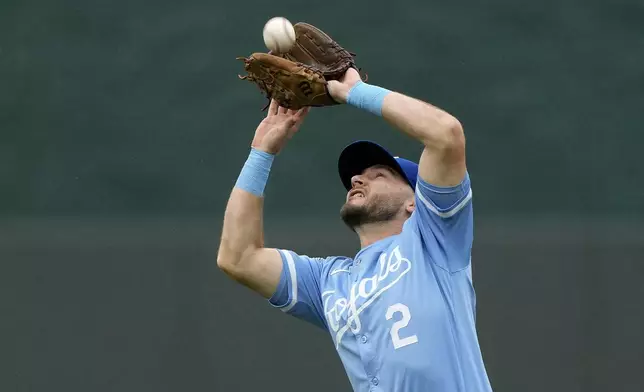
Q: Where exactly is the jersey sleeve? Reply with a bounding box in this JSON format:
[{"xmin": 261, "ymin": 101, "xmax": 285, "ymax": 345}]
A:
[
  {"xmin": 410, "ymin": 171, "xmax": 474, "ymax": 273},
  {"xmin": 267, "ymin": 249, "xmax": 327, "ymax": 330}
]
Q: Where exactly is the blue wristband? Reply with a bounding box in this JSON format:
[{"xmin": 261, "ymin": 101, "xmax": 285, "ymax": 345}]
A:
[
  {"xmin": 346, "ymin": 81, "xmax": 392, "ymax": 116},
  {"xmin": 235, "ymin": 148, "xmax": 275, "ymax": 197}
]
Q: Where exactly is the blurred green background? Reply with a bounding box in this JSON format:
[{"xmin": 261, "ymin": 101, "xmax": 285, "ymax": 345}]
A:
[
  {"xmin": 1, "ymin": 0, "xmax": 643, "ymax": 391},
  {"xmin": 2, "ymin": 0, "xmax": 643, "ymax": 218}
]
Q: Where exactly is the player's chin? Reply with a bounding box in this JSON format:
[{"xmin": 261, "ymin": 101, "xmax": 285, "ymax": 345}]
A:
[
  {"xmin": 340, "ymin": 202, "xmax": 365, "ymax": 227},
  {"xmin": 341, "ymin": 200, "xmax": 363, "ymax": 214}
]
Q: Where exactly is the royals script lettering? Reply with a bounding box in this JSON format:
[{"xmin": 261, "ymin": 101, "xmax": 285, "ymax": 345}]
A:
[{"xmin": 323, "ymin": 246, "xmax": 412, "ymax": 347}]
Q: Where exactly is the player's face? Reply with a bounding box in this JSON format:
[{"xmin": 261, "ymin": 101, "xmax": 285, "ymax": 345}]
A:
[{"xmin": 340, "ymin": 165, "xmax": 414, "ymax": 229}]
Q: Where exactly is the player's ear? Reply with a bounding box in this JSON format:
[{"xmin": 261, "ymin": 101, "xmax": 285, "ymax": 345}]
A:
[{"xmin": 405, "ymin": 198, "xmax": 415, "ymax": 215}]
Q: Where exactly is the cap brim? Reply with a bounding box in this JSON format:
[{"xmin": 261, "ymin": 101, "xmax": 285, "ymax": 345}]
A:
[{"xmin": 338, "ymin": 141, "xmax": 410, "ymax": 191}]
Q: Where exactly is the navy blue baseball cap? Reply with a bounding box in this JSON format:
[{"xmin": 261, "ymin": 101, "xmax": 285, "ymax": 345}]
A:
[{"xmin": 338, "ymin": 140, "xmax": 418, "ymax": 191}]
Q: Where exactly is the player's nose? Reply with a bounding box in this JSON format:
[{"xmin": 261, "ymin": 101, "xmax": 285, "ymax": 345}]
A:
[{"xmin": 350, "ymin": 175, "xmax": 365, "ymax": 188}]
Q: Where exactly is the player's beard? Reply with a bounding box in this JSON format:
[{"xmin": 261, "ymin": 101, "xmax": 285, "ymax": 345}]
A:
[{"xmin": 340, "ymin": 193, "xmax": 402, "ymax": 231}]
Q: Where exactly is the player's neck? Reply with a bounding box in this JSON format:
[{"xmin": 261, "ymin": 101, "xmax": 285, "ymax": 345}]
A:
[{"xmin": 355, "ymin": 220, "xmax": 405, "ymax": 249}]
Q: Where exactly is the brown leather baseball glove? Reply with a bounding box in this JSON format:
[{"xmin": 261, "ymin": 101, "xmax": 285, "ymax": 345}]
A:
[{"xmin": 237, "ymin": 22, "xmax": 360, "ymax": 110}]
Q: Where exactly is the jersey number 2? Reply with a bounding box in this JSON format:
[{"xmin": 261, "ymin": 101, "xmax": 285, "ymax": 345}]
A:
[{"xmin": 386, "ymin": 303, "xmax": 418, "ymax": 350}]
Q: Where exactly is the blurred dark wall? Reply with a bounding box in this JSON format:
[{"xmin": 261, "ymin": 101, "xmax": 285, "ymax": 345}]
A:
[
  {"xmin": 3, "ymin": 220, "xmax": 643, "ymax": 392},
  {"xmin": 1, "ymin": 0, "xmax": 643, "ymax": 391}
]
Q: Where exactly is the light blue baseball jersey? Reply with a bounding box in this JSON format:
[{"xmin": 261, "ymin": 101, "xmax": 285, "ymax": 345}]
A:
[{"xmin": 269, "ymin": 172, "xmax": 493, "ymax": 392}]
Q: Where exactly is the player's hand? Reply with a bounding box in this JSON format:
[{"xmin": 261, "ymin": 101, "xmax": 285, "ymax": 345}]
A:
[
  {"xmin": 327, "ymin": 67, "xmax": 362, "ymax": 104},
  {"xmin": 251, "ymin": 100, "xmax": 310, "ymax": 155}
]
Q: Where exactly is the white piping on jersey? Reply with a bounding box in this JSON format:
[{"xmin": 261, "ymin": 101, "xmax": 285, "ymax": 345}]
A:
[
  {"xmin": 281, "ymin": 251, "xmax": 298, "ymax": 313},
  {"xmin": 415, "ymin": 185, "xmax": 473, "ymax": 218},
  {"xmin": 330, "ymin": 268, "xmax": 351, "ymax": 276}
]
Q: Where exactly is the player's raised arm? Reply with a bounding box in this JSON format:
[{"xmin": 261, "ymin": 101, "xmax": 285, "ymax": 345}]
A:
[
  {"xmin": 217, "ymin": 101, "xmax": 309, "ymax": 299},
  {"xmin": 328, "ymin": 69, "xmax": 466, "ymax": 188},
  {"xmin": 329, "ymin": 68, "xmax": 472, "ymax": 273}
]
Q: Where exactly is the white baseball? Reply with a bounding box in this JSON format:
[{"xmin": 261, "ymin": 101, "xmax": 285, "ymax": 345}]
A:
[{"xmin": 262, "ymin": 17, "xmax": 296, "ymax": 54}]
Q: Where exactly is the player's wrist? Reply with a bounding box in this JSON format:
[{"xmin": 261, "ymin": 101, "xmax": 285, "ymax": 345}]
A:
[
  {"xmin": 234, "ymin": 148, "xmax": 275, "ymax": 197},
  {"xmin": 328, "ymin": 80, "xmax": 351, "ymax": 104},
  {"xmin": 346, "ymin": 81, "xmax": 392, "ymax": 117},
  {"xmin": 251, "ymin": 144, "xmax": 279, "ymax": 155}
]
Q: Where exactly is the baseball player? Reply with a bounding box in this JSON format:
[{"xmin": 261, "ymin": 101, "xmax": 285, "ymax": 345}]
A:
[{"xmin": 219, "ymin": 24, "xmax": 493, "ymax": 392}]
